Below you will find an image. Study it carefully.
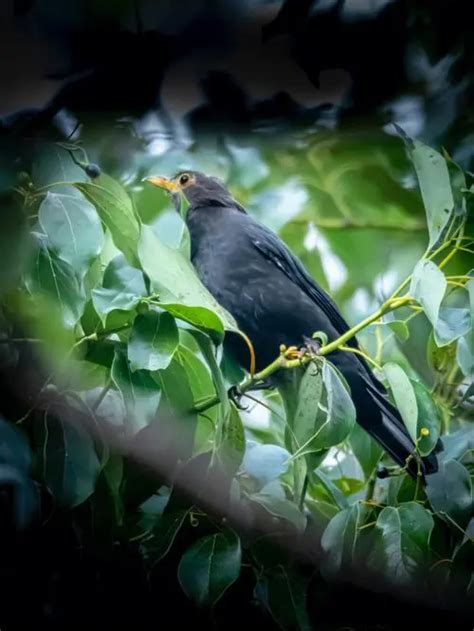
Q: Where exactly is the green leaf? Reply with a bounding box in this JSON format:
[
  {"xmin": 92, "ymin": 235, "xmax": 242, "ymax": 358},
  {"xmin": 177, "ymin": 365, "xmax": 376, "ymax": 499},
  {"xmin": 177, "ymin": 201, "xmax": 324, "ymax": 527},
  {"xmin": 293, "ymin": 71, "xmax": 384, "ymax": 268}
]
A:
[
  {"xmin": 410, "ymin": 380, "xmax": 441, "ymax": 456},
  {"xmin": 138, "ymin": 225, "xmax": 238, "ymax": 338},
  {"xmin": 259, "ymin": 566, "xmax": 311, "ymax": 631},
  {"xmin": 383, "ymin": 362, "xmax": 418, "ymax": 442},
  {"xmin": 426, "ymin": 460, "xmax": 473, "ymax": 530},
  {"xmin": 75, "ymin": 173, "xmax": 140, "ymax": 265},
  {"xmin": 435, "ymin": 306, "xmax": 471, "ymax": 347},
  {"xmin": 312, "ymin": 469, "xmax": 348, "ymax": 510},
  {"xmin": 29, "ymin": 241, "xmax": 86, "ymax": 328},
  {"xmin": 33, "ymin": 143, "xmax": 86, "ymax": 193},
  {"xmin": 92, "ymin": 255, "xmax": 147, "ymax": 326},
  {"xmin": 349, "ymin": 423, "xmax": 383, "ymax": 480},
  {"xmin": 456, "ymin": 279, "xmax": 474, "ymax": 381},
  {"xmin": 409, "ymin": 139, "xmax": 454, "ymax": 248},
  {"xmin": 111, "ymin": 348, "xmax": 161, "ymax": 433},
  {"xmin": 178, "ymin": 530, "xmax": 241, "ymax": 607},
  {"xmin": 38, "ymin": 192, "xmax": 104, "ymax": 277},
  {"xmin": 249, "ymin": 492, "xmax": 306, "ymax": 532},
  {"xmin": 384, "ymin": 320, "xmax": 410, "ymax": 342},
  {"xmin": 369, "ymin": 502, "xmax": 434, "ymax": 586},
  {"xmin": 41, "ymin": 412, "xmax": 101, "ymax": 507},
  {"xmin": 321, "ymin": 502, "xmax": 369, "ymax": 575},
  {"xmin": 217, "ymin": 403, "xmax": 245, "ymax": 477},
  {"xmin": 409, "ymin": 259, "xmax": 446, "ymax": 326},
  {"xmin": 144, "ymin": 510, "xmax": 189, "ymax": 567},
  {"xmin": 312, "ymin": 361, "xmax": 356, "ymax": 450},
  {"xmin": 128, "ymin": 312, "xmax": 178, "ymax": 371},
  {"xmin": 293, "ymin": 362, "xmax": 323, "ymax": 449}
]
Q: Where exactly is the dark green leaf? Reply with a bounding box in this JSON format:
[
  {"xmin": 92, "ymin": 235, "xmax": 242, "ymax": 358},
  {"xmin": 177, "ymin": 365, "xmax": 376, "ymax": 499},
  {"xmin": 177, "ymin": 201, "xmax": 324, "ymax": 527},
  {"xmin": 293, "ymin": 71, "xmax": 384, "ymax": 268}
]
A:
[
  {"xmin": 217, "ymin": 403, "xmax": 245, "ymax": 477},
  {"xmin": 349, "ymin": 423, "xmax": 383, "ymax": 480},
  {"xmin": 111, "ymin": 348, "xmax": 161, "ymax": 432},
  {"xmin": 41, "ymin": 412, "xmax": 101, "ymax": 507},
  {"xmin": 312, "ymin": 361, "xmax": 356, "ymax": 450},
  {"xmin": 410, "ymin": 380, "xmax": 441, "ymax": 456},
  {"xmin": 128, "ymin": 311, "xmax": 178, "ymax": 371},
  {"xmin": 33, "ymin": 143, "xmax": 86, "ymax": 193},
  {"xmin": 75, "ymin": 174, "xmax": 140, "ymax": 265},
  {"xmin": 38, "ymin": 192, "xmax": 104, "ymax": 277},
  {"xmin": 321, "ymin": 502, "xmax": 369, "ymax": 575},
  {"xmin": 426, "ymin": 460, "xmax": 473, "ymax": 530},
  {"xmin": 144, "ymin": 510, "xmax": 189, "ymax": 567},
  {"xmin": 29, "ymin": 242, "xmax": 86, "ymax": 328},
  {"xmin": 260, "ymin": 566, "xmax": 311, "ymax": 631},
  {"xmin": 369, "ymin": 502, "xmax": 434, "ymax": 585},
  {"xmin": 293, "ymin": 362, "xmax": 323, "ymax": 450},
  {"xmin": 178, "ymin": 529, "xmax": 241, "ymax": 607},
  {"xmin": 384, "ymin": 362, "xmax": 418, "ymax": 442}
]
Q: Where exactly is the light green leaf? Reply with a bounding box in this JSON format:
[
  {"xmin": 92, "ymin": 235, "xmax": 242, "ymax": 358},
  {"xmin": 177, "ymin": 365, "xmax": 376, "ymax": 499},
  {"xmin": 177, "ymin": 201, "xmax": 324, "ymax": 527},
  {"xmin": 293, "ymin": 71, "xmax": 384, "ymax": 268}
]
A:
[
  {"xmin": 92, "ymin": 255, "xmax": 147, "ymax": 326},
  {"xmin": 369, "ymin": 502, "xmax": 434, "ymax": 586},
  {"xmin": 138, "ymin": 225, "xmax": 238, "ymax": 338},
  {"xmin": 33, "ymin": 143, "xmax": 86, "ymax": 193},
  {"xmin": 385, "ymin": 320, "xmax": 410, "ymax": 342},
  {"xmin": 178, "ymin": 530, "xmax": 241, "ymax": 607},
  {"xmin": 456, "ymin": 279, "xmax": 474, "ymax": 380},
  {"xmin": 29, "ymin": 242, "xmax": 86, "ymax": 328},
  {"xmin": 410, "ymin": 259, "xmax": 446, "ymax": 326},
  {"xmin": 128, "ymin": 311, "xmax": 178, "ymax": 371},
  {"xmin": 384, "ymin": 362, "xmax": 418, "ymax": 442},
  {"xmin": 38, "ymin": 192, "xmax": 104, "ymax": 277},
  {"xmin": 435, "ymin": 306, "xmax": 471, "ymax": 347},
  {"xmin": 75, "ymin": 173, "xmax": 140, "ymax": 265},
  {"xmin": 41, "ymin": 412, "xmax": 101, "ymax": 507},
  {"xmin": 410, "ymin": 379, "xmax": 441, "ymax": 456},
  {"xmin": 409, "ymin": 139, "xmax": 454, "ymax": 248}
]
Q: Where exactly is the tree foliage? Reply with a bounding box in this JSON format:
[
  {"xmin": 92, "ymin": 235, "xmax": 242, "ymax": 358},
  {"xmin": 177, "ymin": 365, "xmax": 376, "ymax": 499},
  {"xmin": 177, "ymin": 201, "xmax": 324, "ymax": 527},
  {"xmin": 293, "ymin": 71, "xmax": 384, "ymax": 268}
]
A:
[{"xmin": 1, "ymin": 128, "xmax": 473, "ymax": 628}]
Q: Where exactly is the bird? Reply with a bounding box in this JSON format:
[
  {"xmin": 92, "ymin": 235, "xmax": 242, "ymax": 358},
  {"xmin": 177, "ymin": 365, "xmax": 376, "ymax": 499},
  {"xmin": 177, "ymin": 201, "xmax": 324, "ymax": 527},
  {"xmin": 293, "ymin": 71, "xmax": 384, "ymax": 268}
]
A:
[{"xmin": 146, "ymin": 170, "xmax": 440, "ymax": 480}]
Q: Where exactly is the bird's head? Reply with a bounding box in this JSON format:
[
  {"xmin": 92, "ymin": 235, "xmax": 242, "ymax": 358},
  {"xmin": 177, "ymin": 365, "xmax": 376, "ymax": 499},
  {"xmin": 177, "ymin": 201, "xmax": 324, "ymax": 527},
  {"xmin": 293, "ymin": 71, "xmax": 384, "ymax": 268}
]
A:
[{"xmin": 145, "ymin": 170, "xmax": 245, "ymax": 216}]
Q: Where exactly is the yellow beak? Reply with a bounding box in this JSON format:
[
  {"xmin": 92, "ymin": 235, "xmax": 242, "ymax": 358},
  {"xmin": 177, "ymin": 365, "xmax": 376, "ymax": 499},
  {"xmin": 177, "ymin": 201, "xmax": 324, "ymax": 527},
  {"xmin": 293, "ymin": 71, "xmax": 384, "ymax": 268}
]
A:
[{"xmin": 145, "ymin": 176, "xmax": 180, "ymax": 193}]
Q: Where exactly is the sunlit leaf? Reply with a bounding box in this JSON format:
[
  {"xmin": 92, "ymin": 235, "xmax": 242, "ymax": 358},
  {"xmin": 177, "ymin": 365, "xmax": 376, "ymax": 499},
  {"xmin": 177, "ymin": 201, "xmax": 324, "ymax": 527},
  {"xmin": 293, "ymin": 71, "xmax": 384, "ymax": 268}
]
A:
[
  {"xmin": 178, "ymin": 529, "xmax": 241, "ymax": 607},
  {"xmin": 241, "ymin": 442, "xmax": 290, "ymax": 486},
  {"xmin": 384, "ymin": 362, "xmax": 418, "ymax": 443},
  {"xmin": 138, "ymin": 225, "xmax": 238, "ymax": 338},
  {"xmin": 408, "ymin": 139, "xmax": 454, "ymax": 248},
  {"xmin": 410, "ymin": 259, "xmax": 446, "ymax": 326},
  {"xmin": 75, "ymin": 173, "xmax": 141, "ymax": 265}
]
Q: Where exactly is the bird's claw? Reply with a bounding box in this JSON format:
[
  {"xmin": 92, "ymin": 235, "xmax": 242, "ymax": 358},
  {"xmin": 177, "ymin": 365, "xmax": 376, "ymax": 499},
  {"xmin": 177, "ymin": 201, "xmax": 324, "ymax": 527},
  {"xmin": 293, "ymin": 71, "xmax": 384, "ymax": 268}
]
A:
[
  {"xmin": 280, "ymin": 339, "xmax": 321, "ymax": 362},
  {"xmin": 228, "ymin": 385, "xmax": 248, "ymax": 410}
]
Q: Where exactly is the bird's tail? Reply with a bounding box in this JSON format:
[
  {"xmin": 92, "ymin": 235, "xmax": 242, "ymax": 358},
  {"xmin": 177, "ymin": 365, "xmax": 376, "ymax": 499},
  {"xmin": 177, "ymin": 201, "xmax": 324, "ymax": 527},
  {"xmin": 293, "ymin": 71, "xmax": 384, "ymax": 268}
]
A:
[{"xmin": 348, "ymin": 371, "xmax": 440, "ymax": 480}]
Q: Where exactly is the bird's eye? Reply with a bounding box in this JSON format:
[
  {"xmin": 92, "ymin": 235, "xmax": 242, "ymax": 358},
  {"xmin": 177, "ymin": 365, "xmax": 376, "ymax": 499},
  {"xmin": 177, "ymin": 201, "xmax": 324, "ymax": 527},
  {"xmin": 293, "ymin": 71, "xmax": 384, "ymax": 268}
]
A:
[{"xmin": 179, "ymin": 173, "xmax": 190, "ymax": 186}]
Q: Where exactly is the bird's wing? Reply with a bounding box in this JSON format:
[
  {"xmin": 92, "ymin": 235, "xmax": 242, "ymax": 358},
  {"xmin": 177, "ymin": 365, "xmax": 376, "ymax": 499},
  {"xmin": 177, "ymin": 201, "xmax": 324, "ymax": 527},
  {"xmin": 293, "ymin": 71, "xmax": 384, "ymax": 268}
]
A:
[
  {"xmin": 250, "ymin": 223, "xmax": 357, "ymax": 347},
  {"xmin": 249, "ymin": 221, "xmax": 387, "ymax": 391}
]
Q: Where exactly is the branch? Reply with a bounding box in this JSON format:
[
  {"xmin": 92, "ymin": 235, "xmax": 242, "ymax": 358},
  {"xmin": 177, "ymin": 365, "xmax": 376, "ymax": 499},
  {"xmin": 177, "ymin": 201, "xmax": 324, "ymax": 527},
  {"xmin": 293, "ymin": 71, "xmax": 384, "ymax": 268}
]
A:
[{"xmin": 289, "ymin": 217, "xmax": 426, "ymax": 231}]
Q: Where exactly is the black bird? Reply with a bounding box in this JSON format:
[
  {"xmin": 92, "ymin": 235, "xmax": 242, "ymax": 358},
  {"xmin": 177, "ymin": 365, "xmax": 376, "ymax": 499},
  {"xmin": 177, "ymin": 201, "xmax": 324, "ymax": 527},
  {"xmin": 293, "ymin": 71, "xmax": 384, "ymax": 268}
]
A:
[{"xmin": 147, "ymin": 171, "xmax": 439, "ymax": 479}]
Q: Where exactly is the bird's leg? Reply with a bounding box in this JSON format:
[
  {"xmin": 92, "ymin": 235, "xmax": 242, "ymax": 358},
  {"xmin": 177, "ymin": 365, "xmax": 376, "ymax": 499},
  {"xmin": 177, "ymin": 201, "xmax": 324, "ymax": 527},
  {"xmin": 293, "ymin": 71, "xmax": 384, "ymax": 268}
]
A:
[{"xmin": 228, "ymin": 385, "xmax": 248, "ymax": 410}]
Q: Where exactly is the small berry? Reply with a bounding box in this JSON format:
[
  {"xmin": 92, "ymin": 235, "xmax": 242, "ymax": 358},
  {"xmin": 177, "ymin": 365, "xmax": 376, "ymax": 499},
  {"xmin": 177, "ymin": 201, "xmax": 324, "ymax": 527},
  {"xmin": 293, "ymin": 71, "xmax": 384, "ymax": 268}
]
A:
[
  {"xmin": 420, "ymin": 427, "xmax": 430, "ymax": 437},
  {"xmin": 85, "ymin": 163, "xmax": 101, "ymax": 178},
  {"xmin": 376, "ymin": 465, "xmax": 389, "ymax": 479}
]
